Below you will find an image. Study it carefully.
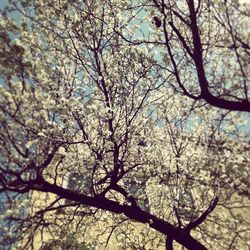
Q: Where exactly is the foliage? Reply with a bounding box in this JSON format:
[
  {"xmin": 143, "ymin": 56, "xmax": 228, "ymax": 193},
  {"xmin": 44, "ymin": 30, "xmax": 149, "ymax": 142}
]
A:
[{"xmin": 0, "ymin": 0, "xmax": 249, "ymax": 249}]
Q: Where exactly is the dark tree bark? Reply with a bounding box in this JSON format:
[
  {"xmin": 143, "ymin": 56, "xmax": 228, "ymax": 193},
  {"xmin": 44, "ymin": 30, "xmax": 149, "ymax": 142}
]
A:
[
  {"xmin": 166, "ymin": 236, "xmax": 174, "ymax": 250},
  {"xmin": 26, "ymin": 177, "xmax": 208, "ymax": 250}
]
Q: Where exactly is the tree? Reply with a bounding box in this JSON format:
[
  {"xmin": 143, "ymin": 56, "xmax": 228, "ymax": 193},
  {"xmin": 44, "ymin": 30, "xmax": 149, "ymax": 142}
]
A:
[
  {"xmin": 142, "ymin": 0, "xmax": 250, "ymax": 112},
  {"xmin": 0, "ymin": 0, "xmax": 249, "ymax": 249}
]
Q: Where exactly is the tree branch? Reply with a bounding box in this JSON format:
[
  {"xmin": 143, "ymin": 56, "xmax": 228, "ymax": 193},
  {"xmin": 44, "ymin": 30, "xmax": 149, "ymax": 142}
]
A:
[
  {"xmin": 185, "ymin": 196, "xmax": 219, "ymax": 232},
  {"xmin": 186, "ymin": 0, "xmax": 250, "ymax": 112},
  {"xmin": 32, "ymin": 179, "xmax": 207, "ymax": 250},
  {"xmin": 166, "ymin": 235, "xmax": 174, "ymax": 250}
]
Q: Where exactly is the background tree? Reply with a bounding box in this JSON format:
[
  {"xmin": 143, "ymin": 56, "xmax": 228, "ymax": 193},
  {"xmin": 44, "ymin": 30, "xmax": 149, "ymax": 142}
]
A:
[
  {"xmin": 114, "ymin": 0, "xmax": 250, "ymax": 111},
  {"xmin": 0, "ymin": 0, "xmax": 249, "ymax": 249},
  {"xmin": 146, "ymin": 0, "xmax": 250, "ymax": 111}
]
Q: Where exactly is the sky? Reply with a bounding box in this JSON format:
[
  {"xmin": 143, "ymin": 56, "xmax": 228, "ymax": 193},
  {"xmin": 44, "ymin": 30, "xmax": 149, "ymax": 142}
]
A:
[
  {"xmin": 0, "ymin": 0, "xmax": 8, "ymax": 10},
  {"xmin": 0, "ymin": 0, "xmax": 21, "ymax": 22}
]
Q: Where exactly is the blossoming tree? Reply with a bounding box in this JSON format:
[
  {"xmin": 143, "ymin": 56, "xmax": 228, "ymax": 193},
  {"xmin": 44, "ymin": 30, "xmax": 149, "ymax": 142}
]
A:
[{"xmin": 0, "ymin": 0, "xmax": 249, "ymax": 249}]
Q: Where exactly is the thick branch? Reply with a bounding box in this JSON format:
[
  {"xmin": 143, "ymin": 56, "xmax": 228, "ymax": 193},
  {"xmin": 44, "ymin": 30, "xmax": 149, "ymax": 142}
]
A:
[
  {"xmin": 187, "ymin": 0, "xmax": 250, "ymax": 112},
  {"xmin": 200, "ymin": 93, "xmax": 250, "ymax": 112},
  {"xmin": 32, "ymin": 179, "xmax": 207, "ymax": 250},
  {"xmin": 166, "ymin": 236, "xmax": 174, "ymax": 250}
]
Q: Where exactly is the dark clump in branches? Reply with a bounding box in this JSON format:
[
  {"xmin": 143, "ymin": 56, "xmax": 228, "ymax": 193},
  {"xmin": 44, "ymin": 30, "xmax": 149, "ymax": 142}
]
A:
[{"xmin": 153, "ymin": 16, "xmax": 161, "ymax": 28}]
